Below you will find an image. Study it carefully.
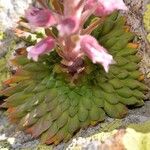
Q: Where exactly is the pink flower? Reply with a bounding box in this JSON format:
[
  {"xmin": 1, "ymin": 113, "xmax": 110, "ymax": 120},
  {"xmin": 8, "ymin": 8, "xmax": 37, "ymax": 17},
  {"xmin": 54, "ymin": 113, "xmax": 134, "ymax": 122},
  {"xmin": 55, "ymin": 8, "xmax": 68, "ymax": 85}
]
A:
[
  {"xmin": 25, "ymin": 7, "xmax": 56, "ymax": 27},
  {"xmin": 80, "ymin": 35, "xmax": 113, "ymax": 72},
  {"xmin": 57, "ymin": 0, "xmax": 85, "ymax": 36},
  {"xmin": 25, "ymin": 1, "xmax": 85, "ymax": 36},
  {"xmin": 25, "ymin": 0, "xmax": 128, "ymax": 73},
  {"xmin": 27, "ymin": 37, "xmax": 55, "ymax": 61},
  {"xmin": 85, "ymin": 0, "xmax": 128, "ymax": 16},
  {"xmin": 63, "ymin": 0, "xmax": 84, "ymax": 18},
  {"xmin": 57, "ymin": 17, "xmax": 80, "ymax": 36}
]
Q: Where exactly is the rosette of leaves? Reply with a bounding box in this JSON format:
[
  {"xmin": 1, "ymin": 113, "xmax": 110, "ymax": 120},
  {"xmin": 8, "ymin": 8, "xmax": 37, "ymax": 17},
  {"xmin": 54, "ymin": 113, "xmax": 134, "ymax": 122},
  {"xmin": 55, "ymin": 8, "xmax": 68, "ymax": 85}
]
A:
[{"xmin": 1, "ymin": 12, "xmax": 148, "ymax": 145}]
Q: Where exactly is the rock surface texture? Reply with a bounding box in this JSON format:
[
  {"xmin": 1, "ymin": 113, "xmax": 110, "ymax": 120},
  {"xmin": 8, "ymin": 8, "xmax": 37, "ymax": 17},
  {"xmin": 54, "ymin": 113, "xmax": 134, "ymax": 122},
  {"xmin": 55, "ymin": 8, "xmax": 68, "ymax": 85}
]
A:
[
  {"xmin": 0, "ymin": 0, "xmax": 32, "ymax": 56},
  {"xmin": 0, "ymin": 0, "xmax": 32, "ymax": 30}
]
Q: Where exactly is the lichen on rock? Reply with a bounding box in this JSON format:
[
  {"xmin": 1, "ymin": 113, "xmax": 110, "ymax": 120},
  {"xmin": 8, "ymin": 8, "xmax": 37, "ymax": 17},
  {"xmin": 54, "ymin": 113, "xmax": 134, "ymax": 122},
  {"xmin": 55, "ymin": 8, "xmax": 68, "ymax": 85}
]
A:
[
  {"xmin": 143, "ymin": 4, "xmax": 150, "ymax": 42},
  {"xmin": 67, "ymin": 121, "xmax": 150, "ymax": 150}
]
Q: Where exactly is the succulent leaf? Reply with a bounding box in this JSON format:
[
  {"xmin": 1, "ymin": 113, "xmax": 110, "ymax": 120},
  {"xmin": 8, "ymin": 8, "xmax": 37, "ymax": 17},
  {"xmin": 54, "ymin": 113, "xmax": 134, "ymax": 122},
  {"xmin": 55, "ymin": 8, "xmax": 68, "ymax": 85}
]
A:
[{"xmin": 1, "ymin": 13, "xmax": 147, "ymax": 144}]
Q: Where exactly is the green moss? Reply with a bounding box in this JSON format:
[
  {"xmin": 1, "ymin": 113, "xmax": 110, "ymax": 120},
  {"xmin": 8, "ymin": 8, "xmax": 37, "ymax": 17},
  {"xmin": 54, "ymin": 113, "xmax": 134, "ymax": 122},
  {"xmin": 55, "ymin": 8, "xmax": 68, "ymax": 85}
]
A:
[
  {"xmin": 0, "ymin": 140, "xmax": 11, "ymax": 150},
  {"xmin": 37, "ymin": 144, "xmax": 53, "ymax": 150},
  {"xmin": 0, "ymin": 31, "xmax": 6, "ymax": 40},
  {"xmin": 128, "ymin": 121, "xmax": 150, "ymax": 133},
  {"xmin": 100, "ymin": 119, "xmax": 123, "ymax": 132}
]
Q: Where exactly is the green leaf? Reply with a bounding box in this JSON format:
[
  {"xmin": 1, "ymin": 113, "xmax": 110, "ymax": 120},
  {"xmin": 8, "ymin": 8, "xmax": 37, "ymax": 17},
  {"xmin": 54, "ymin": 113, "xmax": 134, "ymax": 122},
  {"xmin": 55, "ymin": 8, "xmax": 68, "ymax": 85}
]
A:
[{"xmin": 104, "ymin": 101, "xmax": 128, "ymax": 118}]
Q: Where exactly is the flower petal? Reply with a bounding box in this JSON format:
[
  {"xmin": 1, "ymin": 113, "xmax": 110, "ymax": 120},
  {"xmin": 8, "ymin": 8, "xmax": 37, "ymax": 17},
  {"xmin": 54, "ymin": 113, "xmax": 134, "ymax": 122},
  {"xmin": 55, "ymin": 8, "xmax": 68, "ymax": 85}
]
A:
[
  {"xmin": 58, "ymin": 0, "xmax": 85, "ymax": 36},
  {"xmin": 25, "ymin": 7, "xmax": 57, "ymax": 27},
  {"xmin": 96, "ymin": 0, "xmax": 128, "ymax": 16},
  {"xmin": 64, "ymin": 0, "xmax": 84, "ymax": 17},
  {"xmin": 27, "ymin": 37, "xmax": 55, "ymax": 61},
  {"xmin": 57, "ymin": 17, "xmax": 80, "ymax": 36},
  {"xmin": 85, "ymin": 0, "xmax": 128, "ymax": 16},
  {"xmin": 80, "ymin": 35, "xmax": 113, "ymax": 72}
]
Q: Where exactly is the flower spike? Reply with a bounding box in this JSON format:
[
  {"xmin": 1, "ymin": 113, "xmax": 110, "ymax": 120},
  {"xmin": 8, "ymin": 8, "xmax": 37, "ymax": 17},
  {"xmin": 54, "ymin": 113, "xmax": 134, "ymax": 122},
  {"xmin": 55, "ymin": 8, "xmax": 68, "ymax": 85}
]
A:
[{"xmin": 25, "ymin": 0, "xmax": 128, "ymax": 70}]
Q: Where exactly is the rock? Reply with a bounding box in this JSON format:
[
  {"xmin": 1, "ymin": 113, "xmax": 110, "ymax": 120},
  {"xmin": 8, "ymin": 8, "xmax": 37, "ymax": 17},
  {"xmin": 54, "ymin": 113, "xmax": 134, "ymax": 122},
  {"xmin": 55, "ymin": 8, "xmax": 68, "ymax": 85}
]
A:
[
  {"xmin": 0, "ymin": 0, "xmax": 32, "ymax": 30},
  {"xmin": 0, "ymin": 0, "xmax": 32, "ymax": 56},
  {"xmin": 67, "ymin": 121, "xmax": 150, "ymax": 150}
]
